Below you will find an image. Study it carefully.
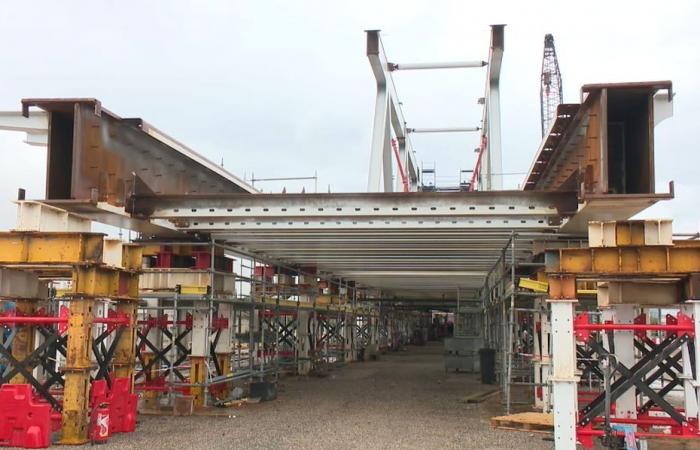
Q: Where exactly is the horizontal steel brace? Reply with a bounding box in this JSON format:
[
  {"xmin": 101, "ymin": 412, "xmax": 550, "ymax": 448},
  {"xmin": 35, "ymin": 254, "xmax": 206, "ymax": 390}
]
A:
[
  {"xmin": 71, "ymin": 266, "xmax": 139, "ymax": 299},
  {"xmin": 546, "ymin": 244, "xmax": 700, "ymax": 276},
  {"xmin": 0, "ymin": 232, "xmax": 104, "ymax": 264},
  {"xmin": 131, "ymin": 191, "xmax": 577, "ymax": 219}
]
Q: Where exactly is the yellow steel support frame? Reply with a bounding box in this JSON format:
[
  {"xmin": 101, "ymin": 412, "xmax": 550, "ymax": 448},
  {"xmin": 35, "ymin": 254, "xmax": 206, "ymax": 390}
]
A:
[
  {"xmin": 190, "ymin": 356, "xmax": 207, "ymax": 407},
  {"xmin": 10, "ymin": 299, "xmax": 36, "ymax": 384},
  {"xmin": 0, "ymin": 232, "xmax": 140, "ymax": 444},
  {"xmin": 0, "ymin": 232, "xmax": 104, "ymax": 264},
  {"xmin": 72, "ymin": 266, "xmax": 139, "ymax": 298},
  {"xmin": 61, "ymin": 269, "xmax": 138, "ymax": 443},
  {"xmin": 547, "ymin": 244, "xmax": 700, "ymax": 276},
  {"xmin": 113, "ymin": 301, "xmax": 138, "ymax": 383},
  {"xmin": 61, "ymin": 297, "xmax": 95, "ymax": 445}
]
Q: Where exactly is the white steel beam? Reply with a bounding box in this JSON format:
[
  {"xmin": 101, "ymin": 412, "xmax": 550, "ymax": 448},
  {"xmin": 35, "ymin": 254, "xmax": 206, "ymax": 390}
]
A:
[
  {"xmin": 480, "ymin": 25, "xmax": 505, "ymax": 191},
  {"xmin": 390, "ymin": 61, "xmax": 487, "ymax": 70},
  {"xmin": 685, "ymin": 301, "xmax": 700, "ymax": 423},
  {"xmin": 366, "ymin": 30, "xmax": 419, "ymax": 192},
  {"xmin": 368, "ymin": 75, "xmax": 392, "ymax": 192},
  {"xmin": 549, "ymin": 299, "xmax": 578, "ymax": 450},
  {"xmin": 0, "ymin": 111, "xmax": 48, "ymax": 147},
  {"xmin": 407, "ymin": 127, "xmax": 480, "ymax": 133},
  {"xmin": 611, "ymin": 305, "xmax": 637, "ymax": 419}
]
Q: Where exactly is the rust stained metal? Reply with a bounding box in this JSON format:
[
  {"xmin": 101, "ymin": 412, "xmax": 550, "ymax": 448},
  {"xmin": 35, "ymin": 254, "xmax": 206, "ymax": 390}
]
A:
[
  {"xmin": 523, "ymin": 97, "xmax": 594, "ymax": 191},
  {"xmin": 21, "ymin": 98, "xmax": 256, "ymax": 209},
  {"xmin": 523, "ymin": 80, "xmax": 672, "ymax": 195},
  {"xmin": 580, "ymin": 80, "xmax": 672, "ymax": 98},
  {"xmin": 545, "ymin": 242, "xmax": 700, "ymax": 277}
]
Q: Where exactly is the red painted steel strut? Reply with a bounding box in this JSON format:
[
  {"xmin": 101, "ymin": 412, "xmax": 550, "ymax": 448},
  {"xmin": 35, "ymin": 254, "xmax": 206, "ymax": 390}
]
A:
[
  {"xmin": 578, "ymin": 424, "xmax": 700, "ymax": 440},
  {"xmin": 0, "ymin": 316, "xmax": 129, "ymax": 326},
  {"xmin": 469, "ymin": 135, "xmax": 487, "ymax": 191},
  {"xmin": 575, "ymin": 323, "xmax": 694, "ymax": 333},
  {"xmin": 573, "ymin": 312, "xmax": 695, "ymax": 341},
  {"xmin": 391, "ymin": 138, "xmax": 409, "ymax": 192},
  {"xmin": 137, "ymin": 313, "xmax": 193, "ymax": 329}
]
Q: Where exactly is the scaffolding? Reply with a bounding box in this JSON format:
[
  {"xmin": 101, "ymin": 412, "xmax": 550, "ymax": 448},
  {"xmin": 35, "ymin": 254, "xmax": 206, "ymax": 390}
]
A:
[
  {"xmin": 481, "ymin": 232, "xmax": 588, "ymax": 414},
  {"xmin": 132, "ymin": 239, "xmax": 390, "ymax": 411}
]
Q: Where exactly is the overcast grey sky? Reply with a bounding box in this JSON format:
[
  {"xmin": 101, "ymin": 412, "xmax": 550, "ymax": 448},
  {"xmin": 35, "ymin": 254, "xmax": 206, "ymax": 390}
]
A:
[{"xmin": 0, "ymin": 0, "xmax": 697, "ymax": 231}]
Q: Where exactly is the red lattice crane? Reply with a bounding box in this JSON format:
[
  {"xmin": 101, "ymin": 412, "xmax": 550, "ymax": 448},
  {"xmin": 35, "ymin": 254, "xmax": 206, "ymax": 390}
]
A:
[{"xmin": 540, "ymin": 34, "xmax": 563, "ymax": 137}]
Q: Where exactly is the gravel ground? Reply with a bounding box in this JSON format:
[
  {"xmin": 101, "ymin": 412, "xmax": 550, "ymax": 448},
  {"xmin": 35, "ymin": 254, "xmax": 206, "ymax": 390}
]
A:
[{"xmin": 87, "ymin": 343, "xmax": 555, "ymax": 450}]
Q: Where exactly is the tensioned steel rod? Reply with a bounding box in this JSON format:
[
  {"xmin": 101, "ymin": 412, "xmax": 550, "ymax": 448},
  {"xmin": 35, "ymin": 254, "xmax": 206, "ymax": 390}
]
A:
[
  {"xmin": 251, "ymin": 176, "xmax": 317, "ymax": 182},
  {"xmin": 390, "ymin": 61, "xmax": 487, "ymax": 70},
  {"xmin": 407, "ymin": 127, "xmax": 480, "ymax": 133}
]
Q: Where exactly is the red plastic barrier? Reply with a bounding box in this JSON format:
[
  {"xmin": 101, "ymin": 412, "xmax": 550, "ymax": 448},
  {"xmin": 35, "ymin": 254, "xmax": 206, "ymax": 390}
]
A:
[
  {"xmin": 0, "ymin": 384, "xmax": 51, "ymax": 448},
  {"xmin": 89, "ymin": 380, "xmax": 111, "ymax": 442},
  {"xmin": 108, "ymin": 378, "xmax": 137, "ymax": 433},
  {"xmin": 90, "ymin": 378, "xmax": 137, "ymax": 436}
]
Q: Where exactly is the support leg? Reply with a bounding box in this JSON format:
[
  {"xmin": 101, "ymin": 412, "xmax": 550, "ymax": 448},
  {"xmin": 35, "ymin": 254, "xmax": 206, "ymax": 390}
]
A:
[
  {"xmin": 10, "ymin": 299, "xmax": 35, "ymax": 384},
  {"xmin": 550, "ymin": 299, "xmax": 578, "ymax": 450},
  {"xmin": 61, "ymin": 297, "xmax": 95, "ymax": 445}
]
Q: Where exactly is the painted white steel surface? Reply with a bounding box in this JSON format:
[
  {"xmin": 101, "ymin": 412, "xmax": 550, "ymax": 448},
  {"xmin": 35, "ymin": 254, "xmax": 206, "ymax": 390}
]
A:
[{"xmin": 550, "ymin": 300, "xmax": 578, "ymax": 450}]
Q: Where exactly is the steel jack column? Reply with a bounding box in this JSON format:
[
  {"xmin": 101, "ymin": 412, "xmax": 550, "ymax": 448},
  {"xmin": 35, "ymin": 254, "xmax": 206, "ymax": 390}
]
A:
[
  {"xmin": 684, "ymin": 301, "xmax": 700, "ymax": 422},
  {"xmin": 113, "ymin": 300, "xmax": 137, "ymax": 384},
  {"xmin": 602, "ymin": 304, "xmax": 637, "ymax": 420},
  {"xmin": 189, "ymin": 309, "xmax": 208, "ymax": 407},
  {"xmin": 344, "ymin": 310, "xmax": 354, "ymax": 362},
  {"xmin": 213, "ymin": 303, "xmax": 234, "ymax": 400},
  {"xmin": 533, "ymin": 298, "xmax": 552, "ymax": 412},
  {"xmin": 549, "ymin": 299, "xmax": 579, "ymax": 450},
  {"xmin": 10, "ymin": 299, "xmax": 36, "ymax": 384},
  {"xmin": 297, "ymin": 310, "xmax": 311, "ymax": 375},
  {"xmin": 61, "ymin": 296, "xmax": 95, "ymax": 445}
]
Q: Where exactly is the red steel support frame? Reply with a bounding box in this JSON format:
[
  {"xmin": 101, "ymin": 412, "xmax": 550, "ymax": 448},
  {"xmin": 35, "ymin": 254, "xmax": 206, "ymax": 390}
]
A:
[{"xmin": 572, "ymin": 311, "xmax": 700, "ymax": 448}]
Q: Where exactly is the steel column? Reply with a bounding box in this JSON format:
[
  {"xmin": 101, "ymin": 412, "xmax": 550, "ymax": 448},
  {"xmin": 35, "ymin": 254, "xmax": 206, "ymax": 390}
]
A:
[
  {"xmin": 550, "ymin": 300, "xmax": 578, "ymax": 450},
  {"xmin": 61, "ymin": 297, "xmax": 95, "ymax": 445}
]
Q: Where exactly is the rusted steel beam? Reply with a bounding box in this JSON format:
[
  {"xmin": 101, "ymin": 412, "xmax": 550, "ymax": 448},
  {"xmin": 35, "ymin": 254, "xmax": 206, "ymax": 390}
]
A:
[
  {"xmin": 524, "ymin": 81, "xmax": 672, "ymax": 195},
  {"xmin": 21, "ymin": 98, "xmax": 256, "ymax": 209}
]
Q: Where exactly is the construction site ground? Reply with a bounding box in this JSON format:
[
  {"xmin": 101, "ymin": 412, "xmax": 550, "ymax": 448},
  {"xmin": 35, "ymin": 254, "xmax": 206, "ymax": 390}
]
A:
[{"xmin": 97, "ymin": 342, "xmax": 551, "ymax": 450}]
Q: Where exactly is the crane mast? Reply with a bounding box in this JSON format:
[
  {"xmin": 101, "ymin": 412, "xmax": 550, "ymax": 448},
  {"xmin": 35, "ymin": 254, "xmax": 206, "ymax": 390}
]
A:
[{"xmin": 540, "ymin": 34, "xmax": 563, "ymax": 137}]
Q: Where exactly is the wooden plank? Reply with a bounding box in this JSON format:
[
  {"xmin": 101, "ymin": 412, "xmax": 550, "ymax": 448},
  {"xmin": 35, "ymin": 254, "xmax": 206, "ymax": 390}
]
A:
[
  {"xmin": 493, "ymin": 426, "xmax": 552, "ymax": 436},
  {"xmin": 490, "ymin": 412, "xmax": 554, "ymax": 433}
]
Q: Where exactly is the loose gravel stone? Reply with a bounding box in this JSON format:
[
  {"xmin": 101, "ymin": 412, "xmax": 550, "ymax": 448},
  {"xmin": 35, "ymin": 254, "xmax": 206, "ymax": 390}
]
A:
[{"xmin": 85, "ymin": 343, "xmax": 554, "ymax": 450}]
